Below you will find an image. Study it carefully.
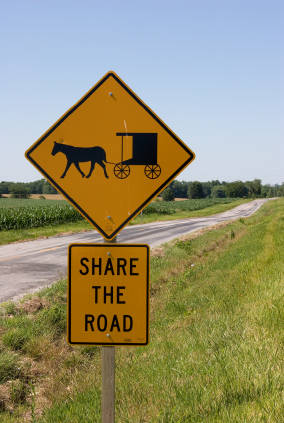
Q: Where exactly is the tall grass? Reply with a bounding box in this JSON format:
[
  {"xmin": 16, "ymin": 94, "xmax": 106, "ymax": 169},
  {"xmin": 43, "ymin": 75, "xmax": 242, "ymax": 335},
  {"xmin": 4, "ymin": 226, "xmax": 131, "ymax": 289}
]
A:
[{"xmin": 143, "ymin": 197, "xmax": 239, "ymax": 215}]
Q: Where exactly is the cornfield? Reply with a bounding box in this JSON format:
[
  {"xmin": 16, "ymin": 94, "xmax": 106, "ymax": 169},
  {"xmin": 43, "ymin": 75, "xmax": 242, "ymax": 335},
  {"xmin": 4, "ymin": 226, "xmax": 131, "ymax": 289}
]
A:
[
  {"xmin": 0, "ymin": 199, "xmax": 83, "ymax": 230},
  {"xmin": 0, "ymin": 197, "xmax": 239, "ymax": 231}
]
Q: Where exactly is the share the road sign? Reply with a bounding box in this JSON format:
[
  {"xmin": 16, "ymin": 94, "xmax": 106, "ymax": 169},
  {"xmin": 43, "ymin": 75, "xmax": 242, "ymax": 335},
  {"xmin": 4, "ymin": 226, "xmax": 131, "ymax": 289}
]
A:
[
  {"xmin": 25, "ymin": 71, "xmax": 195, "ymax": 240},
  {"xmin": 68, "ymin": 244, "xmax": 149, "ymax": 345}
]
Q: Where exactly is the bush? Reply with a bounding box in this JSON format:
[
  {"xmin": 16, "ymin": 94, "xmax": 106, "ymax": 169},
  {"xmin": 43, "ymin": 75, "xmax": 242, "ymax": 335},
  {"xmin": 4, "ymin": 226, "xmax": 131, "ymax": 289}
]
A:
[
  {"xmin": 3, "ymin": 302, "xmax": 19, "ymax": 316},
  {"xmin": 1, "ymin": 312, "xmax": 44, "ymax": 355},
  {"xmin": 143, "ymin": 203, "xmax": 176, "ymax": 215},
  {"xmin": 10, "ymin": 379, "xmax": 30, "ymax": 404},
  {"xmin": 176, "ymin": 239, "xmax": 192, "ymax": 253},
  {"xmin": 40, "ymin": 304, "xmax": 66, "ymax": 336},
  {"xmin": 2, "ymin": 326, "xmax": 31, "ymax": 351},
  {"xmin": 162, "ymin": 187, "xmax": 175, "ymax": 201},
  {"xmin": 0, "ymin": 351, "xmax": 21, "ymax": 382}
]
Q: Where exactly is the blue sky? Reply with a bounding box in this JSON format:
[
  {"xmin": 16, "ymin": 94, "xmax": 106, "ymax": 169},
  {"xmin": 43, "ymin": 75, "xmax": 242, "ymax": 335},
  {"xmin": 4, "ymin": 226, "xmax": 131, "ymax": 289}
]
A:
[{"xmin": 1, "ymin": 0, "xmax": 283, "ymax": 184}]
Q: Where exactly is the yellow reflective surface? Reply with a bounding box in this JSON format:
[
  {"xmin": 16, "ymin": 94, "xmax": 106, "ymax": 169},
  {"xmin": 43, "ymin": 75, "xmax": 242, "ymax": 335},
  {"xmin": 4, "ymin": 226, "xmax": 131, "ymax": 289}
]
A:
[
  {"xmin": 68, "ymin": 244, "xmax": 149, "ymax": 345},
  {"xmin": 25, "ymin": 71, "xmax": 195, "ymax": 239}
]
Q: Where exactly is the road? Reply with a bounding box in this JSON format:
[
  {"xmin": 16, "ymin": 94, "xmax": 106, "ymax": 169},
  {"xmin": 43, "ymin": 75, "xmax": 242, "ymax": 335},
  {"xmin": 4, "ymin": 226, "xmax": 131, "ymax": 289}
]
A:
[{"xmin": 0, "ymin": 199, "xmax": 267, "ymax": 303}]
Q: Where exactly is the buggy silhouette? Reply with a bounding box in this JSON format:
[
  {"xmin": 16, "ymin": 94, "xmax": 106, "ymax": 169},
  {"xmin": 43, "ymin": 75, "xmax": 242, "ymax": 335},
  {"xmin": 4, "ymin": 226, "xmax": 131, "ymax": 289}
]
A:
[{"xmin": 114, "ymin": 133, "xmax": 161, "ymax": 179}]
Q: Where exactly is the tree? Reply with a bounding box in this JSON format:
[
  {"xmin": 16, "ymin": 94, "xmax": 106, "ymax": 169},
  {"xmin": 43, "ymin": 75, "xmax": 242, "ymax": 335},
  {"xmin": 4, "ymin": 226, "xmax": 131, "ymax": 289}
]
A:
[
  {"xmin": 188, "ymin": 182, "xmax": 204, "ymax": 199},
  {"xmin": 246, "ymin": 179, "xmax": 261, "ymax": 197},
  {"xmin": 170, "ymin": 180, "xmax": 188, "ymax": 198},
  {"xmin": 10, "ymin": 184, "xmax": 30, "ymax": 199},
  {"xmin": 201, "ymin": 182, "xmax": 211, "ymax": 198},
  {"xmin": 0, "ymin": 182, "xmax": 10, "ymax": 194},
  {"xmin": 211, "ymin": 180, "xmax": 221, "ymax": 186},
  {"xmin": 27, "ymin": 179, "xmax": 45, "ymax": 194},
  {"xmin": 279, "ymin": 183, "xmax": 284, "ymax": 196},
  {"xmin": 162, "ymin": 187, "xmax": 175, "ymax": 201},
  {"xmin": 211, "ymin": 185, "xmax": 226, "ymax": 198},
  {"xmin": 42, "ymin": 181, "xmax": 57, "ymax": 194},
  {"xmin": 226, "ymin": 181, "xmax": 248, "ymax": 198}
]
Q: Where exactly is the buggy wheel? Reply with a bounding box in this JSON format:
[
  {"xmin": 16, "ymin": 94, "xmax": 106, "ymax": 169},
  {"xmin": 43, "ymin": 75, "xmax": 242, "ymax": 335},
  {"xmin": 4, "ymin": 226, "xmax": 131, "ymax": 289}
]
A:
[
  {"xmin": 144, "ymin": 164, "xmax": 161, "ymax": 179},
  {"xmin": 114, "ymin": 163, "xmax": 130, "ymax": 179}
]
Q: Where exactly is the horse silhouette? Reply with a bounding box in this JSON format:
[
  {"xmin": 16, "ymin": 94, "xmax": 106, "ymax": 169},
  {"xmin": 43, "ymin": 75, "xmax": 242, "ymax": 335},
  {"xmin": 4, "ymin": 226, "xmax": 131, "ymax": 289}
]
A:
[{"xmin": 51, "ymin": 142, "xmax": 109, "ymax": 179}]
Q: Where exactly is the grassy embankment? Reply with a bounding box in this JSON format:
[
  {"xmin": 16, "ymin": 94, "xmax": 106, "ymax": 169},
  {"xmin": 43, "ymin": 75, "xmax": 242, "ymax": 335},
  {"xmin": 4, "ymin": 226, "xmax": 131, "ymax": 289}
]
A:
[
  {"xmin": 0, "ymin": 198, "xmax": 283, "ymax": 422},
  {"xmin": 0, "ymin": 197, "xmax": 249, "ymax": 245}
]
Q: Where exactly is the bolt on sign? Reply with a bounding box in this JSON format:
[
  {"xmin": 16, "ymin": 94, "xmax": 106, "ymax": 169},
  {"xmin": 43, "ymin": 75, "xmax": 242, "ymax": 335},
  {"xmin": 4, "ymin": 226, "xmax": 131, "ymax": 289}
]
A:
[
  {"xmin": 25, "ymin": 71, "xmax": 195, "ymax": 240},
  {"xmin": 68, "ymin": 244, "xmax": 149, "ymax": 345}
]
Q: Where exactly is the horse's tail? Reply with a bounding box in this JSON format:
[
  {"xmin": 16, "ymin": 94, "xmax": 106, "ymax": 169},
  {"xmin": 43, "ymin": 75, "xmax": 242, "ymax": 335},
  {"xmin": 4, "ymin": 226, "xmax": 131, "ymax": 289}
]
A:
[{"xmin": 100, "ymin": 149, "xmax": 116, "ymax": 164}]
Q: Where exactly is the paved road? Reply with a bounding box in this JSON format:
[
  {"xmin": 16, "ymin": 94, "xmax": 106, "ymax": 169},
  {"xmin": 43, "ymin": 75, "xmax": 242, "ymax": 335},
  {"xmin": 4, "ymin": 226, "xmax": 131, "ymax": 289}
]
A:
[{"xmin": 0, "ymin": 199, "xmax": 267, "ymax": 302}]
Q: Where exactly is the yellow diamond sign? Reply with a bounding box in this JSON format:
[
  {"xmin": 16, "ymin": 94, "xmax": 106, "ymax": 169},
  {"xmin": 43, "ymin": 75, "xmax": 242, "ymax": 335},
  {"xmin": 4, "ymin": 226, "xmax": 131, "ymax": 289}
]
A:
[{"xmin": 25, "ymin": 71, "xmax": 195, "ymax": 239}]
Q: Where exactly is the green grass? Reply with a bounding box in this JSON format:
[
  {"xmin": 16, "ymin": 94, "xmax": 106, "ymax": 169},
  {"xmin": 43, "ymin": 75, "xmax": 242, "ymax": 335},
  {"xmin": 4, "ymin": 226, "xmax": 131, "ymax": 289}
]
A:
[
  {"xmin": 0, "ymin": 197, "xmax": 248, "ymax": 245},
  {"xmin": 132, "ymin": 198, "xmax": 250, "ymax": 224},
  {"xmin": 0, "ymin": 351, "xmax": 21, "ymax": 383},
  {"xmin": 143, "ymin": 197, "xmax": 242, "ymax": 214},
  {"xmin": 0, "ymin": 221, "xmax": 91, "ymax": 245},
  {"xmin": 0, "ymin": 198, "xmax": 283, "ymax": 422}
]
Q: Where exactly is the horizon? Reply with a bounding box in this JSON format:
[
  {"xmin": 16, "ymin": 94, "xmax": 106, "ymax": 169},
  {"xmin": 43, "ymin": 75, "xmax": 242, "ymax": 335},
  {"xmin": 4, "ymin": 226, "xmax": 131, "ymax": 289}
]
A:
[{"xmin": 1, "ymin": 177, "xmax": 282, "ymax": 187}]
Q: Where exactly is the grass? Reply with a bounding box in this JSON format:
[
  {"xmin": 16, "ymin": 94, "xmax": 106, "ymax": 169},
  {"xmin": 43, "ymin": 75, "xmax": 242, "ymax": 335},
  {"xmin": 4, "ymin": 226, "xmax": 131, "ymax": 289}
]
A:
[
  {"xmin": 0, "ymin": 221, "xmax": 91, "ymax": 245},
  {"xmin": 0, "ymin": 352, "xmax": 21, "ymax": 383},
  {"xmin": 0, "ymin": 197, "xmax": 249, "ymax": 245},
  {"xmin": 0, "ymin": 198, "xmax": 283, "ymax": 421},
  {"xmin": 143, "ymin": 197, "xmax": 243, "ymax": 214},
  {"xmin": 132, "ymin": 198, "xmax": 250, "ymax": 224}
]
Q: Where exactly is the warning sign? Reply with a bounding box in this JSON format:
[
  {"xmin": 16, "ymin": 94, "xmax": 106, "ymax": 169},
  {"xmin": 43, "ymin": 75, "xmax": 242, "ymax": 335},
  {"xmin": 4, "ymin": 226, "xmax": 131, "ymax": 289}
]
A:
[
  {"xmin": 68, "ymin": 244, "xmax": 149, "ymax": 345},
  {"xmin": 25, "ymin": 71, "xmax": 195, "ymax": 240}
]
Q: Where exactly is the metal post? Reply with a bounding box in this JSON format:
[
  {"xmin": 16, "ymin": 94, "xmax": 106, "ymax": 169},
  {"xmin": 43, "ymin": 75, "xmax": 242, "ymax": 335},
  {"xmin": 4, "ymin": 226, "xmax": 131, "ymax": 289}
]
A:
[
  {"xmin": 102, "ymin": 236, "xmax": 116, "ymax": 423},
  {"xmin": 102, "ymin": 345, "xmax": 115, "ymax": 422}
]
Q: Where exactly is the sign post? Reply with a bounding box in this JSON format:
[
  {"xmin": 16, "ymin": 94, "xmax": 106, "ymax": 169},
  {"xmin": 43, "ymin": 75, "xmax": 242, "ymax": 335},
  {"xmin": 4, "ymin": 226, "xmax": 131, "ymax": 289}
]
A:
[
  {"xmin": 68, "ymin": 242, "xmax": 149, "ymax": 421},
  {"xmin": 25, "ymin": 71, "xmax": 196, "ymax": 421},
  {"xmin": 102, "ymin": 345, "xmax": 115, "ymax": 423},
  {"xmin": 102, "ymin": 236, "xmax": 116, "ymax": 423}
]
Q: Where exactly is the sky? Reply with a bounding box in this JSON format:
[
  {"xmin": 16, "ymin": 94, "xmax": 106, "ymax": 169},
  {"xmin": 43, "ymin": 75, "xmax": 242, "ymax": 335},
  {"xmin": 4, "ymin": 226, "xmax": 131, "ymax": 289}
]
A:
[{"xmin": 0, "ymin": 0, "xmax": 283, "ymax": 185}]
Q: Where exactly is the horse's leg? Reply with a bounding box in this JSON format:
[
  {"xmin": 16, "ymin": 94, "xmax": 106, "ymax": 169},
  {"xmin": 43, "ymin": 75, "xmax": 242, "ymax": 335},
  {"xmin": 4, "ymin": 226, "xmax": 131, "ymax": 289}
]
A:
[
  {"xmin": 98, "ymin": 161, "xmax": 109, "ymax": 179},
  {"xmin": 61, "ymin": 160, "xmax": 72, "ymax": 178},
  {"xmin": 74, "ymin": 161, "xmax": 85, "ymax": 178},
  {"xmin": 86, "ymin": 161, "xmax": 95, "ymax": 178}
]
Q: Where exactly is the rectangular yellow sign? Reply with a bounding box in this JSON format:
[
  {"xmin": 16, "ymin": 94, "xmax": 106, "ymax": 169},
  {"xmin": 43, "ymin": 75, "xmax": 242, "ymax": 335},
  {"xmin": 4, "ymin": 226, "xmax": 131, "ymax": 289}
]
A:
[{"xmin": 68, "ymin": 244, "xmax": 149, "ymax": 345}]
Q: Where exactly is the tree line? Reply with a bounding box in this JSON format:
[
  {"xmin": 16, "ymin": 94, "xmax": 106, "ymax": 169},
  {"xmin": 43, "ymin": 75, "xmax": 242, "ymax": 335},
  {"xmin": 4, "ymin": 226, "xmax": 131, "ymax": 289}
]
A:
[
  {"xmin": 0, "ymin": 178, "xmax": 283, "ymax": 200},
  {"xmin": 0, "ymin": 180, "xmax": 57, "ymax": 198},
  {"xmin": 162, "ymin": 179, "xmax": 284, "ymax": 201}
]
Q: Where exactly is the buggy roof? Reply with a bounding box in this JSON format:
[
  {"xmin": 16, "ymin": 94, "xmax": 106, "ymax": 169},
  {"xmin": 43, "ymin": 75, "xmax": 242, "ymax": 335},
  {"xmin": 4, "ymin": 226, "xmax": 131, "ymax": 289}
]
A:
[{"xmin": 116, "ymin": 132, "xmax": 157, "ymax": 136}]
